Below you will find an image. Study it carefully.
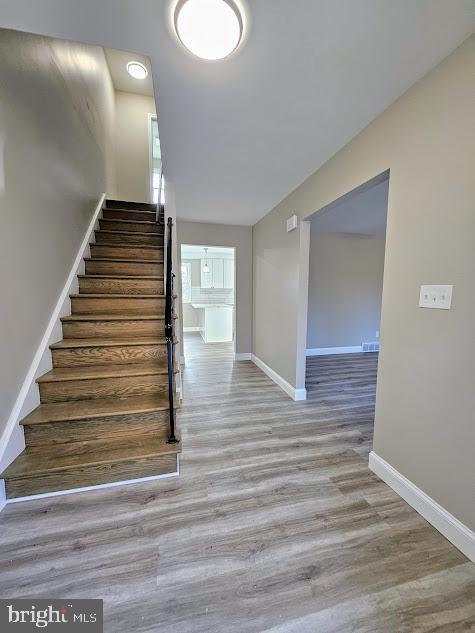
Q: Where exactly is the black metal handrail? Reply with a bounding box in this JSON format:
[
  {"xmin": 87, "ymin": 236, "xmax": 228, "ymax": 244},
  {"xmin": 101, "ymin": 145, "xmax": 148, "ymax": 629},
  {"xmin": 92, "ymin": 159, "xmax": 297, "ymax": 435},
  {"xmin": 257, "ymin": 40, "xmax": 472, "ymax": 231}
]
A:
[{"xmin": 165, "ymin": 216, "xmax": 178, "ymax": 444}]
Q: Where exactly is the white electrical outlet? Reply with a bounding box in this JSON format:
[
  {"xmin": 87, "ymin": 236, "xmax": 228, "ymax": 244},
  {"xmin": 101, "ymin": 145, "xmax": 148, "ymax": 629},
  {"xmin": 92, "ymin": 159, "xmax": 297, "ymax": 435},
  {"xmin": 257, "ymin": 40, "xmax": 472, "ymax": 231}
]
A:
[{"xmin": 419, "ymin": 285, "xmax": 453, "ymax": 310}]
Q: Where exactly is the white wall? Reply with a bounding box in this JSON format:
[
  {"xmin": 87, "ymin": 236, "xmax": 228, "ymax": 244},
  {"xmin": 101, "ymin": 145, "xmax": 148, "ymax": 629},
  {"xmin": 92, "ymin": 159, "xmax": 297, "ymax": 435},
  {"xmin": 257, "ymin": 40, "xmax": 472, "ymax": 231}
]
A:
[
  {"xmin": 307, "ymin": 232, "xmax": 385, "ymax": 350},
  {"xmin": 114, "ymin": 91, "xmax": 156, "ymax": 203},
  {"xmin": 253, "ymin": 37, "xmax": 475, "ymax": 530},
  {"xmin": 0, "ymin": 27, "xmax": 116, "ymax": 446}
]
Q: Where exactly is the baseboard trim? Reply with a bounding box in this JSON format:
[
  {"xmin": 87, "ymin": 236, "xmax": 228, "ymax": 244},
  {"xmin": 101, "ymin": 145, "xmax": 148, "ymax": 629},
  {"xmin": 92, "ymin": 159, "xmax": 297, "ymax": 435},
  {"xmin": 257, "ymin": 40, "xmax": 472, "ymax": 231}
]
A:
[
  {"xmin": 0, "ymin": 193, "xmax": 106, "ymax": 473},
  {"xmin": 306, "ymin": 346, "xmax": 362, "ymax": 356},
  {"xmin": 369, "ymin": 451, "xmax": 475, "ymax": 563},
  {"xmin": 183, "ymin": 326, "xmax": 200, "ymax": 332},
  {"xmin": 251, "ymin": 354, "xmax": 307, "ymax": 401},
  {"xmin": 234, "ymin": 352, "xmax": 252, "ymax": 361}
]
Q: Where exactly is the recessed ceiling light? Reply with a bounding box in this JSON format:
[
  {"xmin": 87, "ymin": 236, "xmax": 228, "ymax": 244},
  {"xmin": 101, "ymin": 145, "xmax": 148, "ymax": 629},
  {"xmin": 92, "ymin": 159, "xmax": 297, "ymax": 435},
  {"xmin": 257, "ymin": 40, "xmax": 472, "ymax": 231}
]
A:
[
  {"xmin": 175, "ymin": 0, "xmax": 243, "ymax": 61},
  {"xmin": 127, "ymin": 61, "xmax": 148, "ymax": 80}
]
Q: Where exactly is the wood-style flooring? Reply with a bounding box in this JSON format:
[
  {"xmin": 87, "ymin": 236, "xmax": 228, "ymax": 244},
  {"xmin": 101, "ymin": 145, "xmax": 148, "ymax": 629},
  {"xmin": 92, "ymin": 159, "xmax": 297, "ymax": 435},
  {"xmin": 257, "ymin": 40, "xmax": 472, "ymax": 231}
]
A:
[{"xmin": 1, "ymin": 332, "xmax": 474, "ymax": 632}]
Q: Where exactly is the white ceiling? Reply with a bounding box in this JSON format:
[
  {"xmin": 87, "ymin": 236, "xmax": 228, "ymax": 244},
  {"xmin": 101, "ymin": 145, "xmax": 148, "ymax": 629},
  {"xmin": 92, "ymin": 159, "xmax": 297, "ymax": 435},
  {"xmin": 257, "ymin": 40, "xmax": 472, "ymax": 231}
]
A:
[
  {"xmin": 0, "ymin": 1, "xmax": 473, "ymax": 226},
  {"xmin": 311, "ymin": 178, "xmax": 389, "ymax": 236},
  {"xmin": 104, "ymin": 48, "xmax": 154, "ymax": 97}
]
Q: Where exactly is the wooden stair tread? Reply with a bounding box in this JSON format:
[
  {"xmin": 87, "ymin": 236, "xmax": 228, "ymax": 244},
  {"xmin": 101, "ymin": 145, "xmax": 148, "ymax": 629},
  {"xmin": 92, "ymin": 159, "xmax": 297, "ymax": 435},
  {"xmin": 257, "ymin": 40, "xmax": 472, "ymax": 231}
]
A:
[
  {"xmin": 70, "ymin": 294, "xmax": 176, "ymax": 302},
  {"xmin": 105, "ymin": 199, "xmax": 157, "ymax": 209},
  {"xmin": 70, "ymin": 293, "xmax": 166, "ymax": 298},
  {"xmin": 104, "ymin": 207, "xmax": 156, "ymax": 215},
  {"xmin": 61, "ymin": 314, "xmax": 165, "ymax": 322},
  {"xmin": 97, "ymin": 230, "xmax": 163, "ymax": 237},
  {"xmin": 94, "ymin": 229, "xmax": 163, "ymax": 242},
  {"xmin": 77, "ymin": 274, "xmax": 163, "ymax": 280},
  {"xmin": 37, "ymin": 361, "xmax": 173, "ymax": 383},
  {"xmin": 100, "ymin": 218, "xmax": 160, "ymax": 227},
  {"xmin": 2, "ymin": 434, "xmax": 180, "ymax": 479},
  {"xmin": 20, "ymin": 393, "xmax": 179, "ymax": 426},
  {"xmin": 51, "ymin": 336, "xmax": 177, "ymax": 349},
  {"xmin": 89, "ymin": 242, "xmax": 163, "ymax": 250},
  {"xmin": 84, "ymin": 257, "xmax": 164, "ymax": 264}
]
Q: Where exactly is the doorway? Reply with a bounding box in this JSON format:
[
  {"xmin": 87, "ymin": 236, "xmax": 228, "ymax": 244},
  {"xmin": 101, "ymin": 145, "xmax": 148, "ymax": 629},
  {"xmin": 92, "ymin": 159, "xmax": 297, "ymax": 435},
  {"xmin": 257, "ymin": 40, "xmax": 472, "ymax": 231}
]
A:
[
  {"xmin": 301, "ymin": 171, "xmax": 390, "ymax": 458},
  {"xmin": 180, "ymin": 244, "xmax": 236, "ymax": 362}
]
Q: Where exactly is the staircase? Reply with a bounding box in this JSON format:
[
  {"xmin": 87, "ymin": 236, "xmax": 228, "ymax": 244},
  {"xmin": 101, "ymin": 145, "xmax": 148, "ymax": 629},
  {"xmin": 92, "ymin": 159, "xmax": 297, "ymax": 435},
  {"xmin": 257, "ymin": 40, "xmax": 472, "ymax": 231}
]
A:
[{"xmin": 1, "ymin": 200, "xmax": 180, "ymax": 500}]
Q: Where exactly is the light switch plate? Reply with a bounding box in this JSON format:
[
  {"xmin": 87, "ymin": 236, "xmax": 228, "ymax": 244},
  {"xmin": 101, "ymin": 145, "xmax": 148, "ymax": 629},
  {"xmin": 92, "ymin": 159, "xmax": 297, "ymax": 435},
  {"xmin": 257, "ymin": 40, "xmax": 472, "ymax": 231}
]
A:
[
  {"xmin": 286, "ymin": 214, "xmax": 298, "ymax": 232},
  {"xmin": 419, "ymin": 285, "xmax": 453, "ymax": 310}
]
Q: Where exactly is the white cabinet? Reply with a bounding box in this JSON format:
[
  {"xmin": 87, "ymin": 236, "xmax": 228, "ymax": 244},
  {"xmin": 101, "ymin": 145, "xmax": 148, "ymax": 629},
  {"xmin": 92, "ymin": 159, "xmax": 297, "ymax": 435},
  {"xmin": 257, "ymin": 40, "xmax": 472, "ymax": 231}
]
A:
[
  {"xmin": 192, "ymin": 304, "xmax": 234, "ymax": 342},
  {"xmin": 192, "ymin": 305, "xmax": 233, "ymax": 342},
  {"xmin": 212, "ymin": 259, "xmax": 224, "ymax": 288},
  {"xmin": 223, "ymin": 259, "xmax": 234, "ymax": 289},
  {"xmin": 201, "ymin": 261, "xmax": 212, "ymax": 288},
  {"xmin": 200, "ymin": 258, "xmax": 225, "ymax": 288},
  {"xmin": 203, "ymin": 306, "xmax": 233, "ymax": 342}
]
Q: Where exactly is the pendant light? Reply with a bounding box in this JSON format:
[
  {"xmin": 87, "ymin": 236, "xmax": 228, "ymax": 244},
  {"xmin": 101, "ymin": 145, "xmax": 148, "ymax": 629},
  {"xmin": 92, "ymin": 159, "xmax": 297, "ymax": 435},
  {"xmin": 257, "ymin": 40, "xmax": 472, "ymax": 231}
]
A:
[{"xmin": 203, "ymin": 248, "xmax": 210, "ymax": 273}]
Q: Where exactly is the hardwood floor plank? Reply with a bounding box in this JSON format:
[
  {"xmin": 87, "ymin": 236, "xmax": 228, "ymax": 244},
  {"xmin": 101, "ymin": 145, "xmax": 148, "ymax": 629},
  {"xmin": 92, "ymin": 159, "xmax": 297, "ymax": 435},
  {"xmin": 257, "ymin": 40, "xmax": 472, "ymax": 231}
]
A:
[{"xmin": 0, "ymin": 333, "xmax": 473, "ymax": 632}]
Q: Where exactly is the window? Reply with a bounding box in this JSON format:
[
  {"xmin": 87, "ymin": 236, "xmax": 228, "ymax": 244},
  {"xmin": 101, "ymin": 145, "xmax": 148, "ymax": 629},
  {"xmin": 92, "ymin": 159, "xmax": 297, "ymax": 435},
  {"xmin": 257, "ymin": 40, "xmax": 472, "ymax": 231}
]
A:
[
  {"xmin": 181, "ymin": 262, "xmax": 192, "ymax": 303},
  {"xmin": 150, "ymin": 116, "xmax": 162, "ymax": 203}
]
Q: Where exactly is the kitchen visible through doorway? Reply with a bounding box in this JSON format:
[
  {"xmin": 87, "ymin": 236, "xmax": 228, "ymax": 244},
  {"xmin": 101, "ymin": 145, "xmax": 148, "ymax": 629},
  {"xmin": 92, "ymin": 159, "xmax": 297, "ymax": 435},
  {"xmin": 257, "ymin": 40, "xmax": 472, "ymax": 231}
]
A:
[{"xmin": 180, "ymin": 244, "xmax": 235, "ymax": 360}]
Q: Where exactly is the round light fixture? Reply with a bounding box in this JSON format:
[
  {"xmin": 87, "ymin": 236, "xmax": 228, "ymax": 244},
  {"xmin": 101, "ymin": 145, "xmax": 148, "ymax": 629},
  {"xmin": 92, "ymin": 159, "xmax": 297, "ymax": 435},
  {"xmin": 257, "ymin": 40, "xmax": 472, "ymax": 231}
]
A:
[
  {"xmin": 175, "ymin": 0, "xmax": 243, "ymax": 60},
  {"xmin": 126, "ymin": 61, "xmax": 148, "ymax": 80}
]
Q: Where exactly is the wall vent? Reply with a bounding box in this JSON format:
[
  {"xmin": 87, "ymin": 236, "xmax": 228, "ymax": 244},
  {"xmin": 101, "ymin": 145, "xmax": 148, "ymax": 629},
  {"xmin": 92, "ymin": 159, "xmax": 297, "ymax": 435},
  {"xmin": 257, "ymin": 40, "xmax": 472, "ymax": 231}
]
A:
[{"xmin": 362, "ymin": 341, "xmax": 380, "ymax": 353}]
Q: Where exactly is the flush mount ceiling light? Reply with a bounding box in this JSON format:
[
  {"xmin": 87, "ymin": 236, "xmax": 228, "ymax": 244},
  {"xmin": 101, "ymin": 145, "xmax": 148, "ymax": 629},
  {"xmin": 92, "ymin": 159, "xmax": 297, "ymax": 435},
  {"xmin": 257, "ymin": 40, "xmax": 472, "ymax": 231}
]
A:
[
  {"xmin": 175, "ymin": 0, "xmax": 243, "ymax": 60},
  {"xmin": 126, "ymin": 61, "xmax": 148, "ymax": 79}
]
